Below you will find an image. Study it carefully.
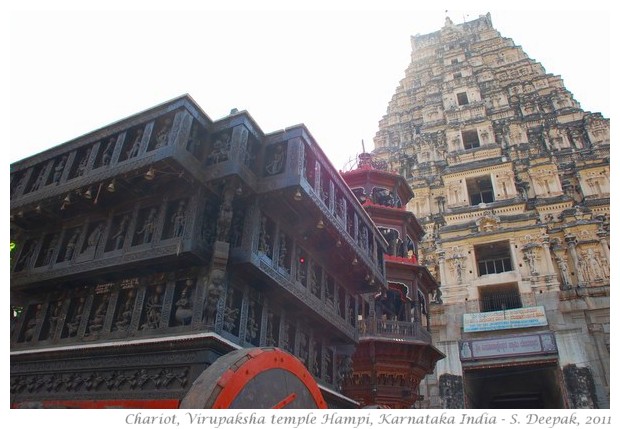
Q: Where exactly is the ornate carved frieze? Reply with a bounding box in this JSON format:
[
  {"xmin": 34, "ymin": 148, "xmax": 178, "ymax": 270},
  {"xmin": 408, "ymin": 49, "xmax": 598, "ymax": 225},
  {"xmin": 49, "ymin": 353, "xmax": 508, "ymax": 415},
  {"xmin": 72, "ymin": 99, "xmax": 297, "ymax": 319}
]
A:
[{"xmin": 11, "ymin": 366, "xmax": 190, "ymax": 396}]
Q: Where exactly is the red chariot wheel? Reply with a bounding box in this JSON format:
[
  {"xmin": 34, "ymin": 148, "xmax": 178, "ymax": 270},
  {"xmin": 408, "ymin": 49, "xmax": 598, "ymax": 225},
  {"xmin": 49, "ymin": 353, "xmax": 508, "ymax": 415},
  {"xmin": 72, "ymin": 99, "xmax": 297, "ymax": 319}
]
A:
[{"xmin": 180, "ymin": 347, "xmax": 327, "ymax": 409}]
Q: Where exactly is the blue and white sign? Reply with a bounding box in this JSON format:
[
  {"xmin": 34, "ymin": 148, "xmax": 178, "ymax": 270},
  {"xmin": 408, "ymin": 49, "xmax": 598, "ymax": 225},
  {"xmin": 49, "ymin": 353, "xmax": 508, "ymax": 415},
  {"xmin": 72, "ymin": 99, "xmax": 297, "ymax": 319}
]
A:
[{"xmin": 463, "ymin": 306, "xmax": 548, "ymax": 332}]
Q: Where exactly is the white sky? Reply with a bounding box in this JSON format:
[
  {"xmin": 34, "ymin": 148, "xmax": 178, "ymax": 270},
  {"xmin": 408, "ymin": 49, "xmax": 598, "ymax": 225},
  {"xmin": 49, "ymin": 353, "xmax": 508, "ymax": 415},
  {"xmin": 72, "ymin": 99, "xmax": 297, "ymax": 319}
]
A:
[{"xmin": 7, "ymin": 1, "xmax": 612, "ymax": 173}]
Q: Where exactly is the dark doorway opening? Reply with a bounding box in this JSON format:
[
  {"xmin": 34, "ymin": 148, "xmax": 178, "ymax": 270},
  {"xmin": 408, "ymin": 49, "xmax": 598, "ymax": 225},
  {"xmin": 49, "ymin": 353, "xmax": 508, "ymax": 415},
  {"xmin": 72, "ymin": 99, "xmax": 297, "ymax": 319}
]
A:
[{"xmin": 463, "ymin": 361, "xmax": 565, "ymax": 408}]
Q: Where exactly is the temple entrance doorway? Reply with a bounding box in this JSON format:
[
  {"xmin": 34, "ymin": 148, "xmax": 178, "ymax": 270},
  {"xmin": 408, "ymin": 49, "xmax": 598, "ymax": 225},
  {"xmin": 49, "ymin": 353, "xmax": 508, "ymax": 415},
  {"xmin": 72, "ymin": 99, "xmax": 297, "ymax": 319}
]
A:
[{"xmin": 463, "ymin": 361, "xmax": 565, "ymax": 409}]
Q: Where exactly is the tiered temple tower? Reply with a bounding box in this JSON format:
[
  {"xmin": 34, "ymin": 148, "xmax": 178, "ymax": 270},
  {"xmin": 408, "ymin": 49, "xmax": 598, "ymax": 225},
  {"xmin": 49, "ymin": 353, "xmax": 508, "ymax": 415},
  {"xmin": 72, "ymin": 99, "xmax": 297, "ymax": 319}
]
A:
[
  {"xmin": 340, "ymin": 153, "xmax": 444, "ymax": 408},
  {"xmin": 373, "ymin": 14, "xmax": 610, "ymax": 408}
]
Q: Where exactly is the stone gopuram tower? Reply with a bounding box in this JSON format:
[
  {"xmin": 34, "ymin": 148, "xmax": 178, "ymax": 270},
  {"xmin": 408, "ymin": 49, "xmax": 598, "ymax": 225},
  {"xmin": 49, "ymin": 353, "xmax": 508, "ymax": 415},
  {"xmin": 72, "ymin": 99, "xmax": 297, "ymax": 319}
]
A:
[{"xmin": 373, "ymin": 14, "xmax": 610, "ymax": 409}]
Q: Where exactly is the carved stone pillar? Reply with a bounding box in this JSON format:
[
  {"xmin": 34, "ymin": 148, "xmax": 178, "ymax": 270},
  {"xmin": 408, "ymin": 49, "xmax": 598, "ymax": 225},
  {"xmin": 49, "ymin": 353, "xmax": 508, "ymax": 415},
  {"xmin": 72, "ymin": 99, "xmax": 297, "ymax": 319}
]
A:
[
  {"xmin": 541, "ymin": 235, "xmax": 555, "ymax": 275},
  {"xmin": 437, "ymin": 248, "xmax": 446, "ymax": 287},
  {"xmin": 508, "ymin": 238, "xmax": 519, "ymax": 275},
  {"xmin": 597, "ymin": 229, "xmax": 610, "ymax": 265}
]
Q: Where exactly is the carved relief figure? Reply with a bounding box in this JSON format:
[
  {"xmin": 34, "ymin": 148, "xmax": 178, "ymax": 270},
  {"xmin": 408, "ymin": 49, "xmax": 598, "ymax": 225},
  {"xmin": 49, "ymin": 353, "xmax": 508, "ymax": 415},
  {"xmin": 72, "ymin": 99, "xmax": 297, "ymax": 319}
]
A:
[
  {"xmin": 203, "ymin": 270, "xmax": 225, "ymax": 325},
  {"xmin": 278, "ymin": 232, "xmax": 288, "ymax": 269},
  {"xmin": 524, "ymin": 248, "xmax": 538, "ymax": 276},
  {"xmin": 76, "ymin": 148, "xmax": 91, "ymax": 177},
  {"xmin": 88, "ymin": 294, "xmax": 110, "ymax": 335},
  {"xmin": 45, "ymin": 299, "xmax": 63, "ymax": 340},
  {"xmin": 23, "ymin": 305, "xmax": 43, "ymax": 342},
  {"xmin": 325, "ymin": 282, "xmax": 335, "ymax": 307},
  {"xmin": 216, "ymin": 188, "xmax": 234, "ymax": 242},
  {"xmin": 30, "ymin": 168, "xmax": 47, "ymax": 192},
  {"xmin": 494, "ymin": 170, "xmax": 514, "ymax": 198},
  {"xmin": 309, "ymin": 265, "xmax": 319, "ymax": 296},
  {"xmin": 126, "ymin": 129, "xmax": 143, "ymax": 158},
  {"xmin": 548, "ymin": 128, "xmax": 570, "ymax": 150},
  {"xmin": 154, "ymin": 118, "xmax": 172, "ymax": 149},
  {"xmin": 112, "ymin": 214, "xmax": 130, "ymax": 250},
  {"xmin": 320, "ymin": 181, "xmax": 330, "ymax": 206},
  {"xmin": 141, "ymin": 285, "xmax": 164, "ymax": 330},
  {"xmin": 476, "ymin": 212, "xmax": 501, "ymax": 232},
  {"xmin": 333, "ymin": 288, "xmax": 340, "ymax": 315},
  {"xmin": 52, "ymin": 155, "xmax": 68, "ymax": 185},
  {"xmin": 359, "ymin": 225, "xmax": 369, "ymax": 252},
  {"xmin": 555, "ymin": 255, "xmax": 571, "ymax": 287},
  {"xmin": 383, "ymin": 229, "xmax": 402, "ymax": 257},
  {"xmin": 245, "ymin": 301, "xmax": 259, "ymax": 343},
  {"xmin": 581, "ymin": 248, "xmax": 605, "ymax": 281},
  {"xmin": 258, "ymin": 215, "xmax": 271, "ymax": 255},
  {"xmin": 336, "ymin": 196, "xmax": 346, "ymax": 221},
  {"xmin": 336, "ymin": 355, "xmax": 353, "ymax": 390},
  {"xmin": 101, "ymin": 138, "xmax": 115, "ymax": 166},
  {"xmin": 137, "ymin": 208, "xmax": 158, "ymax": 244},
  {"xmin": 174, "ymin": 280, "xmax": 194, "ymax": 326},
  {"xmin": 347, "ymin": 305, "xmax": 355, "ymax": 326},
  {"xmin": 449, "ymin": 255, "xmax": 464, "ymax": 284},
  {"xmin": 479, "ymin": 129, "xmax": 490, "ymax": 144},
  {"xmin": 114, "ymin": 290, "xmax": 135, "ymax": 331},
  {"xmin": 85, "ymin": 223, "xmax": 105, "ymax": 253},
  {"xmin": 280, "ymin": 318, "xmax": 290, "ymax": 352},
  {"xmin": 374, "ymin": 188, "xmax": 396, "ymax": 207},
  {"xmin": 208, "ymin": 133, "xmax": 231, "ymax": 163},
  {"xmin": 295, "ymin": 248, "xmax": 306, "ymax": 285},
  {"xmin": 311, "ymin": 339, "xmax": 320, "ymax": 376},
  {"xmin": 265, "ymin": 144, "xmax": 286, "ymax": 175},
  {"xmin": 66, "ymin": 298, "xmax": 85, "ymax": 337},
  {"xmin": 171, "ymin": 201, "xmax": 186, "ymax": 238},
  {"xmin": 223, "ymin": 291, "xmax": 239, "ymax": 333}
]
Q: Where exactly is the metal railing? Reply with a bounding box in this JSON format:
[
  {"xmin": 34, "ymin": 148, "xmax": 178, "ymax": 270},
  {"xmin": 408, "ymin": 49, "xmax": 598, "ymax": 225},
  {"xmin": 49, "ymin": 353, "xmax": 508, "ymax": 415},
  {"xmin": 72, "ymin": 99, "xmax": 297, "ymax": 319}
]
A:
[{"xmin": 479, "ymin": 292, "xmax": 522, "ymax": 313}]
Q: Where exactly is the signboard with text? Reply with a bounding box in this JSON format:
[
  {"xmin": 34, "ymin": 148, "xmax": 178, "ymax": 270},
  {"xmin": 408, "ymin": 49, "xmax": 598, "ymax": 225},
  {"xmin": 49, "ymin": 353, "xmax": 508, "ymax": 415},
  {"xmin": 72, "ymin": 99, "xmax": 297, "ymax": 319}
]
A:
[
  {"xmin": 459, "ymin": 332, "xmax": 558, "ymax": 361},
  {"xmin": 463, "ymin": 306, "xmax": 547, "ymax": 332}
]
